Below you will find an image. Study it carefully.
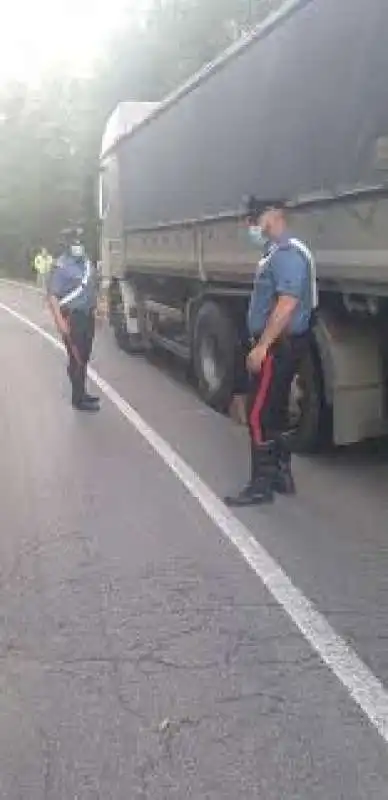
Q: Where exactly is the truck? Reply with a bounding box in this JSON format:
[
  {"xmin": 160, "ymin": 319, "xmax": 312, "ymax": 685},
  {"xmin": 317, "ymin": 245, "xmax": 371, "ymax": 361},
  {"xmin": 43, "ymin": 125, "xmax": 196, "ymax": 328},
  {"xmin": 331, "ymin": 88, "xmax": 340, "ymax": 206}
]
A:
[{"xmin": 99, "ymin": 0, "xmax": 388, "ymax": 453}]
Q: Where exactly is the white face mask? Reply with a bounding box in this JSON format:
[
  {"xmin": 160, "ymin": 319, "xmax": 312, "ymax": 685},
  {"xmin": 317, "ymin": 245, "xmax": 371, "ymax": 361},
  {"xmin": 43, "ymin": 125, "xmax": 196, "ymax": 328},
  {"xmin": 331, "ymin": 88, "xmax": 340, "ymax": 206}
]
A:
[
  {"xmin": 248, "ymin": 225, "xmax": 266, "ymax": 247},
  {"xmin": 71, "ymin": 244, "xmax": 84, "ymax": 259}
]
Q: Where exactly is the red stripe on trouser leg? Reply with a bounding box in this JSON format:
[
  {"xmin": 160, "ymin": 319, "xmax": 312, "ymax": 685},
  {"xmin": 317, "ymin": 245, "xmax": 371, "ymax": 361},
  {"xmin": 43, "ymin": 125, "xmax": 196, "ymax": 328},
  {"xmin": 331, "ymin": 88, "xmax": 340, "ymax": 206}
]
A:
[{"xmin": 249, "ymin": 354, "xmax": 274, "ymax": 445}]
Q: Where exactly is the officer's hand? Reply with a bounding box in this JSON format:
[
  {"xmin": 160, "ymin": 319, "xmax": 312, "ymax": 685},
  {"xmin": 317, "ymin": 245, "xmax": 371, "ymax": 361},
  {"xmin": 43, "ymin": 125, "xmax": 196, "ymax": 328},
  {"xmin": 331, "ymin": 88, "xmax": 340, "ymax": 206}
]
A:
[
  {"xmin": 247, "ymin": 343, "xmax": 268, "ymax": 373},
  {"xmin": 57, "ymin": 315, "xmax": 69, "ymax": 338}
]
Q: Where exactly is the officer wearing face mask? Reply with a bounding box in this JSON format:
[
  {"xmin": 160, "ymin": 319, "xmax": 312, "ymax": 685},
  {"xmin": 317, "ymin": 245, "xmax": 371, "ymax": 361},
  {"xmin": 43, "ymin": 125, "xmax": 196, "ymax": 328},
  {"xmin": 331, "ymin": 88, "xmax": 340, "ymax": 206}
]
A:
[
  {"xmin": 225, "ymin": 196, "xmax": 317, "ymax": 507},
  {"xmin": 47, "ymin": 228, "xmax": 100, "ymax": 412}
]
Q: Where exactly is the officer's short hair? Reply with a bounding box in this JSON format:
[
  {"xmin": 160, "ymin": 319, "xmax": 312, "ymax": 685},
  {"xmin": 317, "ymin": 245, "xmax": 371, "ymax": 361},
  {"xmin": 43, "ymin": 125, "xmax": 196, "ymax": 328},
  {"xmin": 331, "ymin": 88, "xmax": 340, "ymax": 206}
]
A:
[
  {"xmin": 244, "ymin": 195, "xmax": 287, "ymax": 220},
  {"xmin": 60, "ymin": 226, "xmax": 84, "ymax": 249}
]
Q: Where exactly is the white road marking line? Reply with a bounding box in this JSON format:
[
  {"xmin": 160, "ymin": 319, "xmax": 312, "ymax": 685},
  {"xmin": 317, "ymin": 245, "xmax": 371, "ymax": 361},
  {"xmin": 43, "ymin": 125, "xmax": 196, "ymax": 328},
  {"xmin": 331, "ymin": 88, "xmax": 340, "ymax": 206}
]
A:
[{"xmin": 1, "ymin": 297, "xmax": 388, "ymax": 743}]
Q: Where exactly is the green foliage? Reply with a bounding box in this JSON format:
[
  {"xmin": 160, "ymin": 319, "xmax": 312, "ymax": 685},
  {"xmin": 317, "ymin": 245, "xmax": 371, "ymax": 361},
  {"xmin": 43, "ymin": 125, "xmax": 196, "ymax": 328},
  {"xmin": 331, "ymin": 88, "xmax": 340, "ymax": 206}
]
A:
[{"xmin": 0, "ymin": 0, "xmax": 280, "ymax": 273}]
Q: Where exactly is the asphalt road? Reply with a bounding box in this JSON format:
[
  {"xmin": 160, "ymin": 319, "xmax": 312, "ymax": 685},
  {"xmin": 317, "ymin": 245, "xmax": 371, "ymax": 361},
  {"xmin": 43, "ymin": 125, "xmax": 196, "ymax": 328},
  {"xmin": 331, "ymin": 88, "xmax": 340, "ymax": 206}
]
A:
[{"xmin": 1, "ymin": 282, "xmax": 388, "ymax": 799}]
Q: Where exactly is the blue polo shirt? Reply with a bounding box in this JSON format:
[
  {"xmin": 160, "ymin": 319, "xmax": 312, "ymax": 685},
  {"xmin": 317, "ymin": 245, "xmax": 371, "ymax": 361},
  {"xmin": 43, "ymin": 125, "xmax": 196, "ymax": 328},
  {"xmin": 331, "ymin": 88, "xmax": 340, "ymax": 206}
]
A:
[
  {"xmin": 47, "ymin": 253, "xmax": 97, "ymax": 313},
  {"xmin": 247, "ymin": 234, "xmax": 314, "ymax": 337}
]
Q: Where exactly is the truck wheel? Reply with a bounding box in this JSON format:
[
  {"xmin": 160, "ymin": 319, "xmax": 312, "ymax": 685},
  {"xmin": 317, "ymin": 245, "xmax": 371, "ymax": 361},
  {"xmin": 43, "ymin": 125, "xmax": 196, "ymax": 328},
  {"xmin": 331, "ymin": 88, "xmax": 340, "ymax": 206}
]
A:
[
  {"xmin": 288, "ymin": 346, "xmax": 329, "ymax": 453},
  {"xmin": 111, "ymin": 280, "xmax": 144, "ymax": 354},
  {"xmin": 193, "ymin": 301, "xmax": 237, "ymax": 410}
]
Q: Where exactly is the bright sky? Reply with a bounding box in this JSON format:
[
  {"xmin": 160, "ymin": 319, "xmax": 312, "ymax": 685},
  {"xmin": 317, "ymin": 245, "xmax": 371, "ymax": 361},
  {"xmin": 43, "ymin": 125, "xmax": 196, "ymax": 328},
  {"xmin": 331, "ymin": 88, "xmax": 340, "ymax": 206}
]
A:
[{"xmin": 0, "ymin": 0, "xmax": 140, "ymax": 84}]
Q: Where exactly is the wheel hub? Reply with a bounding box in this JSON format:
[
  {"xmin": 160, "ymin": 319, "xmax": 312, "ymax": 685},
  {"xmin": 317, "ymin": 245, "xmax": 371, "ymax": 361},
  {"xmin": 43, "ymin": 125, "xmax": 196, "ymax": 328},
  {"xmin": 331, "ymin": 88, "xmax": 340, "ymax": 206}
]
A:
[
  {"xmin": 289, "ymin": 373, "xmax": 304, "ymax": 428},
  {"xmin": 201, "ymin": 337, "xmax": 223, "ymax": 393}
]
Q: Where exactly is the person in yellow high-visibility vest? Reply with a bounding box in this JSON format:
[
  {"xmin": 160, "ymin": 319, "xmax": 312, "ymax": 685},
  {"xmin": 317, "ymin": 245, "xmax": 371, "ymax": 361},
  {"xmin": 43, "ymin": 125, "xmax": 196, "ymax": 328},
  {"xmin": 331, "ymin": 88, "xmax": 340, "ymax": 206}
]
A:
[{"xmin": 34, "ymin": 247, "xmax": 53, "ymax": 291}]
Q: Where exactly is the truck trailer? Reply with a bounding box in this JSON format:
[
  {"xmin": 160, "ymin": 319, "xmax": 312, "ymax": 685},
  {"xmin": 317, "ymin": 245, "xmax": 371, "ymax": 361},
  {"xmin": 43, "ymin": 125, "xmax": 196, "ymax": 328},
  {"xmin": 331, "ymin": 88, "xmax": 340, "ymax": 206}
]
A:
[{"xmin": 99, "ymin": 0, "xmax": 388, "ymax": 452}]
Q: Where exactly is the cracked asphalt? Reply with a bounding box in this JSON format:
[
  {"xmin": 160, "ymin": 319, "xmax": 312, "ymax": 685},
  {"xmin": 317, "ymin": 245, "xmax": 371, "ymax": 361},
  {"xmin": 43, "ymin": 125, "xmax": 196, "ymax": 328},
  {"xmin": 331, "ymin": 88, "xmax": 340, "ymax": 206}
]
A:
[{"xmin": 1, "ymin": 283, "xmax": 388, "ymax": 798}]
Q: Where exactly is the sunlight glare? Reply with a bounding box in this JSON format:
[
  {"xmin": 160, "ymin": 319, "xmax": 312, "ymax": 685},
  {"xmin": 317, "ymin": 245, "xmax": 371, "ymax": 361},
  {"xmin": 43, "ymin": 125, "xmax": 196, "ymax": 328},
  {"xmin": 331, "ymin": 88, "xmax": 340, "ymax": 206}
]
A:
[{"xmin": 0, "ymin": 0, "xmax": 136, "ymax": 84}]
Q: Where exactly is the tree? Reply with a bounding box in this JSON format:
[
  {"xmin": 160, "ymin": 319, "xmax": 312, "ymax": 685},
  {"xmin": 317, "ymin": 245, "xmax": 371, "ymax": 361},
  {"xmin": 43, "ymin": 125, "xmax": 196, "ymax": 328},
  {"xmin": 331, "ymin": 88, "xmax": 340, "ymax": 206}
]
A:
[{"xmin": 0, "ymin": 0, "xmax": 278, "ymax": 273}]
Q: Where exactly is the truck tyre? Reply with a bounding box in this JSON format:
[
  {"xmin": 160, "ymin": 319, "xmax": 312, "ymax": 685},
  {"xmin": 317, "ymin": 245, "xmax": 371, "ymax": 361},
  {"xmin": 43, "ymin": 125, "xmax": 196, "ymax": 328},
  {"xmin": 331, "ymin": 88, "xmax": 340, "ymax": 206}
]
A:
[
  {"xmin": 192, "ymin": 301, "xmax": 237, "ymax": 410},
  {"xmin": 288, "ymin": 345, "xmax": 328, "ymax": 453},
  {"xmin": 111, "ymin": 280, "xmax": 144, "ymax": 354}
]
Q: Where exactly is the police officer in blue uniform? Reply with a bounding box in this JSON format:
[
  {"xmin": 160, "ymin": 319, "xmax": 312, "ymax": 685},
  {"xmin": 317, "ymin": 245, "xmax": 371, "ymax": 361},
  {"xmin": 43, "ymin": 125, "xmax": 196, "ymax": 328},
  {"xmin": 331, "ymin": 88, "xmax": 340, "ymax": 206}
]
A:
[
  {"xmin": 47, "ymin": 228, "xmax": 100, "ymax": 412},
  {"xmin": 225, "ymin": 197, "xmax": 317, "ymax": 507}
]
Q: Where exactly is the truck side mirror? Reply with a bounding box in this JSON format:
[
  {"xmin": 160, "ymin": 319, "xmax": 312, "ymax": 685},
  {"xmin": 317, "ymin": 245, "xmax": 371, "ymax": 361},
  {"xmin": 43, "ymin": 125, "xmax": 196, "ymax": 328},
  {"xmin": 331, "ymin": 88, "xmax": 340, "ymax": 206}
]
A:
[{"xmin": 374, "ymin": 136, "xmax": 388, "ymax": 173}]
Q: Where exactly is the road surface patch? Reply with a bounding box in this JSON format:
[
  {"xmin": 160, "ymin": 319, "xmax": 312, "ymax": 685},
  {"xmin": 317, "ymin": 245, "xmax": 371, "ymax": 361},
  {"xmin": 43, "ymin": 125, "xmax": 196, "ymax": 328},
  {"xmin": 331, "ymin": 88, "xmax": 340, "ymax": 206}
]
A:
[{"xmin": 1, "ymin": 298, "xmax": 388, "ymax": 746}]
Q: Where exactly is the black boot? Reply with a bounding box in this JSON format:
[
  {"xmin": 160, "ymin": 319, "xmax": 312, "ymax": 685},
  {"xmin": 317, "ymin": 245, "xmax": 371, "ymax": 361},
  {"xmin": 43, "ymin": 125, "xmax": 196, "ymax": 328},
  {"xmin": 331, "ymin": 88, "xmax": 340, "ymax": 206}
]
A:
[
  {"xmin": 224, "ymin": 443, "xmax": 275, "ymax": 507},
  {"xmin": 82, "ymin": 364, "xmax": 100, "ymax": 405},
  {"xmin": 70, "ymin": 360, "xmax": 99, "ymax": 411},
  {"xmin": 273, "ymin": 437, "xmax": 296, "ymax": 496},
  {"xmin": 72, "ymin": 397, "xmax": 100, "ymax": 412},
  {"xmin": 224, "ymin": 480, "xmax": 273, "ymax": 507},
  {"xmin": 83, "ymin": 392, "xmax": 100, "ymax": 406},
  {"xmin": 72, "ymin": 371, "xmax": 100, "ymax": 412}
]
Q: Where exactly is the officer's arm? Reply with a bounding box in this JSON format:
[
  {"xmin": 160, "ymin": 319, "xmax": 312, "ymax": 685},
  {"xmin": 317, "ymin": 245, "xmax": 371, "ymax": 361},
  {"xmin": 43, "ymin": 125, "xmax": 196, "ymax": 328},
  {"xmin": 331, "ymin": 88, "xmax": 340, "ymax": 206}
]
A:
[
  {"xmin": 47, "ymin": 269, "xmax": 69, "ymax": 337},
  {"xmin": 48, "ymin": 295, "xmax": 69, "ymax": 337},
  {"xmin": 259, "ymin": 296, "xmax": 298, "ymax": 350},
  {"xmin": 259, "ymin": 250, "xmax": 303, "ymax": 351}
]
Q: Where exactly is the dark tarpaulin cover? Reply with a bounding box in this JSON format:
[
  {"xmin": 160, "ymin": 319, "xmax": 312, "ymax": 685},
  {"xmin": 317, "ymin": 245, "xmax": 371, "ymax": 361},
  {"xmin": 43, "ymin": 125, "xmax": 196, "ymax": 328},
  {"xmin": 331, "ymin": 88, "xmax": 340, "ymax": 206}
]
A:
[{"xmin": 117, "ymin": 0, "xmax": 388, "ymax": 228}]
